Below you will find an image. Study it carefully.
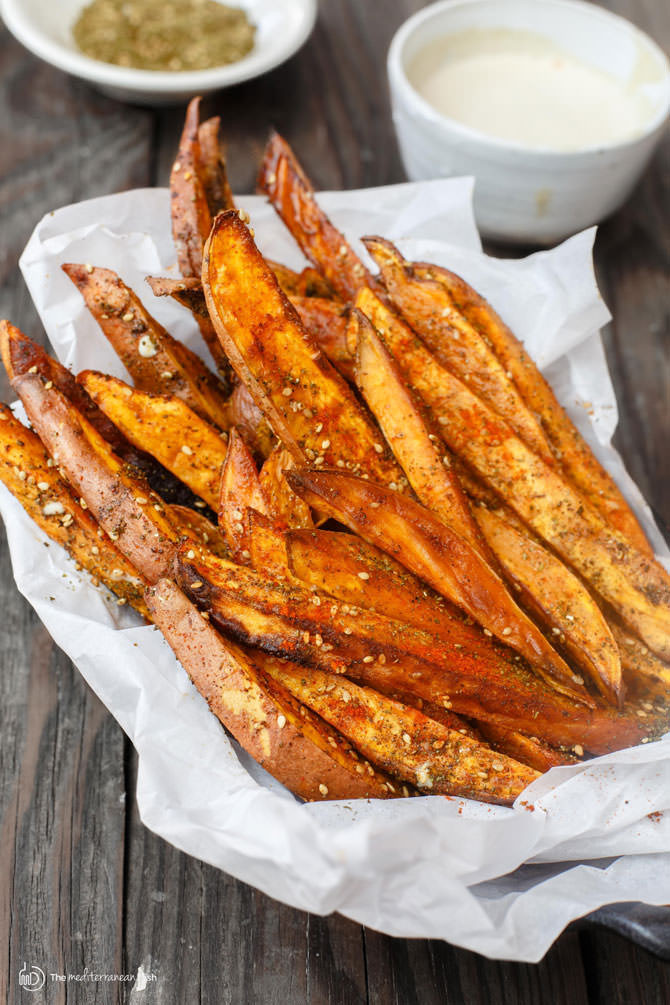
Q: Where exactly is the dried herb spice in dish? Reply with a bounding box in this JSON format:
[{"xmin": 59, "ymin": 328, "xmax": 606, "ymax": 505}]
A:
[{"xmin": 73, "ymin": 0, "xmax": 255, "ymax": 72}]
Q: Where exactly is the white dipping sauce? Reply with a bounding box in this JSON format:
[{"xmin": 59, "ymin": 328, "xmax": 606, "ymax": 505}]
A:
[{"xmin": 409, "ymin": 29, "xmax": 655, "ymax": 151}]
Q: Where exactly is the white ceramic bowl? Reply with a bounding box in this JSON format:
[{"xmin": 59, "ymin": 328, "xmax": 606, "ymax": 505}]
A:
[
  {"xmin": 388, "ymin": 0, "xmax": 670, "ymax": 243},
  {"xmin": 1, "ymin": 0, "xmax": 317, "ymax": 105}
]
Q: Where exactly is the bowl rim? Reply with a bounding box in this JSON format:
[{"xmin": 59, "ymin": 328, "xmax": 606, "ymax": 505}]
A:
[
  {"xmin": 387, "ymin": 0, "xmax": 670, "ymax": 159},
  {"xmin": 0, "ymin": 0, "xmax": 318, "ymax": 95}
]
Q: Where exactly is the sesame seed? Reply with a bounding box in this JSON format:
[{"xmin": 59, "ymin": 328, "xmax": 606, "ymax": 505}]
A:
[
  {"xmin": 111, "ymin": 569, "xmax": 124, "ymax": 580},
  {"xmin": 174, "ymin": 161, "xmax": 181, "ymax": 171},
  {"xmin": 237, "ymin": 208, "xmax": 250, "ymax": 223},
  {"xmin": 318, "ymin": 783, "xmax": 329, "ymax": 796},
  {"xmin": 232, "ymin": 508, "xmax": 243, "ymax": 521},
  {"xmin": 266, "ymin": 171, "xmax": 277, "ymax": 185},
  {"xmin": 357, "ymin": 571, "xmax": 370, "ymax": 580},
  {"xmin": 315, "ymin": 422, "xmax": 323, "ymax": 433},
  {"xmin": 340, "ymin": 689, "xmax": 351, "ymax": 703},
  {"xmin": 191, "ymin": 581, "xmax": 203, "ymax": 589},
  {"xmin": 491, "ymin": 761, "xmax": 504, "ymax": 772},
  {"xmin": 302, "ymin": 631, "xmax": 310, "ymax": 644},
  {"xmin": 184, "ymin": 170, "xmax": 193, "ymax": 181},
  {"xmin": 117, "ymin": 597, "xmax": 127, "ymax": 606},
  {"xmin": 138, "ymin": 335, "xmax": 158, "ymax": 357},
  {"xmin": 122, "ymin": 312, "xmax": 134, "ymax": 322},
  {"xmin": 314, "ymin": 634, "xmax": 323, "ymax": 647},
  {"xmin": 85, "ymin": 263, "xmax": 94, "ymax": 274},
  {"xmin": 343, "ymin": 627, "xmax": 353, "ymax": 635},
  {"xmin": 162, "ymin": 371, "xmax": 173, "ymax": 379},
  {"xmin": 321, "ymin": 439, "xmax": 330, "ymax": 450},
  {"xmin": 277, "ymin": 714, "xmax": 286, "ymax": 729},
  {"xmin": 551, "ymin": 627, "xmax": 561, "ymax": 635},
  {"xmin": 181, "ymin": 444, "xmax": 193, "ymax": 456},
  {"xmin": 282, "ymin": 386, "xmax": 293, "ymax": 397},
  {"xmin": 186, "ymin": 550, "xmax": 196, "ymax": 560},
  {"xmin": 573, "ymin": 744, "xmax": 584, "ymax": 756},
  {"xmin": 42, "ymin": 501, "xmax": 65, "ymax": 516},
  {"xmin": 377, "ymin": 653, "xmax": 386, "ymax": 664},
  {"xmin": 44, "ymin": 380, "xmax": 53, "ymax": 390},
  {"xmin": 373, "ymin": 443, "xmax": 383, "ymax": 454},
  {"xmin": 402, "ymin": 732, "xmax": 411, "ymax": 745},
  {"xmin": 363, "ymin": 655, "xmax": 374, "ymax": 663},
  {"xmin": 91, "ymin": 546, "xmax": 99, "ymax": 555},
  {"xmin": 502, "ymin": 627, "xmax": 512, "ymax": 636},
  {"xmin": 232, "ymin": 522, "xmax": 244, "ymax": 534},
  {"xmin": 241, "ymin": 550, "xmax": 250, "ymax": 560},
  {"xmin": 483, "ymin": 629, "xmax": 492, "ymax": 637},
  {"xmin": 37, "ymin": 481, "xmax": 49, "ymax": 491}
]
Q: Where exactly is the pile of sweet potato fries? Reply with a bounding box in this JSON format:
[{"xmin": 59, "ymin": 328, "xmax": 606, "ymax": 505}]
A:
[{"xmin": 2, "ymin": 98, "xmax": 669, "ymax": 806}]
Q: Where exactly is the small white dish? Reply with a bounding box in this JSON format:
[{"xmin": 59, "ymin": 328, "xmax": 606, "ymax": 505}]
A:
[
  {"xmin": 0, "ymin": 0, "xmax": 317, "ymax": 105},
  {"xmin": 388, "ymin": 0, "xmax": 670, "ymax": 243}
]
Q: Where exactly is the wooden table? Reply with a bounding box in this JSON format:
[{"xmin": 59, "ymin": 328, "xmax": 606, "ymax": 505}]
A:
[{"xmin": 1, "ymin": 1, "xmax": 669, "ymax": 1001}]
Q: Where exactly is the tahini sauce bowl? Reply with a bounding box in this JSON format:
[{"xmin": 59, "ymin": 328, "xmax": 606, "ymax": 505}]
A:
[
  {"xmin": 0, "ymin": 0, "xmax": 317, "ymax": 106},
  {"xmin": 388, "ymin": 0, "xmax": 670, "ymax": 243}
]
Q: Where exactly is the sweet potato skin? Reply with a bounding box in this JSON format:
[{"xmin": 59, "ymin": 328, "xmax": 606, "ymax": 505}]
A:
[
  {"xmin": 286, "ymin": 468, "xmax": 588, "ymax": 704},
  {"xmin": 146, "ymin": 579, "xmax": 391, "ymax": 801},
  {"xmin": 258, "ymin": 131, "xmax": 375, "ymax": 302},
  {"xmin": 415, "ymin": 259, "xmax": 652, "ymax": 556},
  {"xmin": 197, "ymin": 115, "xmax": 235, "ymax": 215},
  {"xmin": 202, "ymin": 211, "xmax": 403, "ymax": 484},
  {"xmin": 263, "ymin": 661, "xmax": 540, "ymax": 805},
  {"xmin": 81, "ymin": 371, "xmax": 228, "ymax": 510},
  {"xmin": 363, "ymin": 291, "xmax": 670, "ymax": 661},
  {"xmin": 13, "ymin": 374, "xmax": 177, "ymax": 583},
  {"xmin": 0, "ymin": 403, "xmax": 149, "ymax": 616}
]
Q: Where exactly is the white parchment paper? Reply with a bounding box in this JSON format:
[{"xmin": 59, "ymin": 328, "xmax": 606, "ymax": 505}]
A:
[{"xmin": 2, "ymin": 178, "xmax": 670, "ymax": 961}]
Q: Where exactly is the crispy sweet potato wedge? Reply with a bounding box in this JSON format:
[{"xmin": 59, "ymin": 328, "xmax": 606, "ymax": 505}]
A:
[
  {"xmin": 202, "ymin": 211, "xmax": 403, "ymax": 484},
  {"xmin": 146, "ymin": 275, "xmax": 208, "ymax": 318},
  {"xmin": 172, "ymin": 541, "xmax": 654, "ymax": 754},
  {"xmin": 227, "ymin": 382, "xmax": 275, "ymax": 459},
  {"xmin": 352, "ymin": 307, "xmax": 487, "ymax": 556},
  {"xmin": 362, "ymin": 288, "xmax": 670, "ymax": 661},
  {"xmin": 414, "ymin": 259, "xmax": 653, "ymax": 556},
  {"xmin": 290, "ymin": 296, "xmax": 354, "ymax": 381},
  {"xmin": 168, "ymin": 505, "xmax": 229, "ymax": 559},
  {"xmin": 197, "ymin": 115, "xmax": 235, "ymax": 215},
  {"xmin": 171, "ymin": 96, "xmax": 212, "ymax": 280},
  {"xmin": 63, "ymin": 264, "xmax": 231, "ymax": 428},
  {"xmin": 146, "ymin": 579, "xmax": 392, "ymax": 801},
  {"xmin": 262, "ymin": 661, "xmax": 539, "ymax": 804},
  {"xmin": 269, "ymin": 261, "xmax": 336, "ymax": 300},
  {"xmin": 80, "ymin": 371, "xmax": 227, "ymax": 510},
  {"xmin": 259, "ymin": 446, "xmax": 313, "ymax": 530},
  {"xmin": 246, "ymin": 508, "xmax": 297, "ymax": 581},
  {"xmin": 258, "ymin": 131, "xmax": 375, "ymax": 302},
  {"xmin": 218, "ymin": 428, "xmax": 269, "ymax": 561},
  {"xmin": 170, "ymin": 98, "xmax": 231, "ymax": 375},
  {"xmin": 357, "ymin": 262, "xmax": 552, "ymax": 463},
  {"xmin": 13, "ymin": 374, "xmax": 178, "ymax": 583},
  {"xmin": 0, "ymin": 403, "xmax": 149, "ymax": 616},
  {"xmin": 474, "ymin": 505, "xmax": 623, "ymax": 706},
  {"xmin": 610, "ymin": 621, "xmax": 670, "ymax": 693},
  {"xmin": 286, "ymin": 469, "xmax": 588, "ymax": 704},
  {"xmin": 475, "ymin": 723, "xmax": 577, "ymax": 772}
]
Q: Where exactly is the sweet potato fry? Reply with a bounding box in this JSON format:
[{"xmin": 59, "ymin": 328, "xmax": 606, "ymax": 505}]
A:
[
  {"xmin": 80, "ymin": 371, "xmax": 227, "ymax": 510},
  {"xmin": 202, "ymin": 211, "xmax": 403, "ymax": 484},
  {"xmin": 172, "ymin": 542, "xmax": 652, "ymax": 754},
  {"xmin": 218, "ymin": 428, "xmax": 269, "ymax": 560},
  {"xmin": 227, "ymin": 382, "xmax": 275, "ymax": 459},
  {"xmin": 246, "ymin": 508, "xmax": 297, "ymax": 582},
  {"xmin": 610, "ymin": 621, "xmax": 670, "ymax": 693},
  {"xmin": 262, "ymin": 661, "xmax": 539, "ymax": 804},
  {"xmin": 258, "ymin": 132, "xmax": 376, "ymax": 302},
  {"xmin": 146, "ymin": 275, "xmax": 209, "ymax": 318},
  {"xmin": 474, "ymin": 504, "xmax": 623, "ymax": 706},
  {"xmin": 361, "ymin": 288, "xmax": 670, "ymax": 661},
  {"xmin": 475, "ymin": 723, "xmax": 577, "ymax": 772},
  {"xmin": 269, "ymin": 261, "xmax": 336, "ymax": 300},
  {"xmin": 146, "ymin": 579, "xmax": 392, "ymax": 800},
  {"xmin": 286, "ymin": 469, "xmax": 588, "ymax": 704},
  {"xmin": 358, "ymin": 250, "xmax": 553, "ymax": 462},
  {"xmin": 0, "ymin": 403, "xmax": 149, "ymax": 616},
  {"xmin": 171, "ymin": 96, "xmax": 212, "ymax": 280},
  {"xmin": 13, "ymin": 374, "xmax": 177, "ymax": 583},
  {"xmin": 351, "ymin": 307, "xmax": 487, "ymax": 556},
  {"xmin": 63, "ymin": 264, "xmax": 231, "ymax": 429},
  {"xmin": 197, "ymin": 115, "xmax": 235, "ymax": 215},
  {"xmin": 168, "ymin": 505, "xmax": 229, "ymax": 559},
  {"xmin": 414, "ymin": 259, "xmax": 653, "ymax": 556},
  {"xmin": 259, "ymin": 446, "xmax": 313, "ymax": 530},
  {"xmin": 169, "ymin": 99, "xmax": 231, "ymax": 375},
  {"xmin": 290, "ymin": 296, "xmax": 354, "ymax": 381}
]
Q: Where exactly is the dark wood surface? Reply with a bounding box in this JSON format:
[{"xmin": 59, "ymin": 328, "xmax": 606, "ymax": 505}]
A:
[{"xmin": 1, "ymin": 1, "xmax": 669, "ymax": 1001}]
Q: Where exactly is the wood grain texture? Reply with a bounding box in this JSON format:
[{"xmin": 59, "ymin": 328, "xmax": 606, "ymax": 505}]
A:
[{"xmin": 1, "ymin": 0, "xmax": 669, "ymax": 1001}]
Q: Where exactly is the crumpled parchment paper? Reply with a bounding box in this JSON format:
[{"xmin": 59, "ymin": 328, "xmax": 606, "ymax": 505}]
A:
[{"xmin": 1, "ymin": 177, "xmax": 669, "ymax": 962}]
